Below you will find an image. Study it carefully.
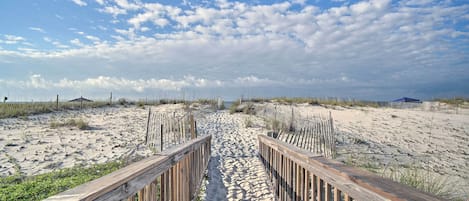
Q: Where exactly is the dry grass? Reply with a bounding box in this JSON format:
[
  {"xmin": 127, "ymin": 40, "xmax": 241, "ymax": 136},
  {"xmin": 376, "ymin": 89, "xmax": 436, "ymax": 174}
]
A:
[{"xmin": 50, "ymin": 118, "xmax": 89, "ymax": 130}]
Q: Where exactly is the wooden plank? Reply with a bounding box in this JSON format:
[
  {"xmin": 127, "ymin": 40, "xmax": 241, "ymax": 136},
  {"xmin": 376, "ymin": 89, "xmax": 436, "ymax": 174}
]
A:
[
  {"xmin": 258, "ymin": 135, "xmax": 445, "ymax": 201},
  {"xmin": 45, "ymin": 135, "xmax": 211, "ymax": 201},
  {"xmin": 344, "ymin": 193, "xmax": 351, "ymax": 201},
  {"xmin": 303, "ymin": 170, "xmax": 308, "ymax": 201},
  {"xmin": 311, "ymin": 174, "xmax": 317, "ymax": 201},
  {"xmin": 325, "ymin": 182, "xmax": 331, "ymax": 201},
  {"xmin": 334, "ymin": 187, "xmax": 340, "ymax": 201},
  {"xmin": 317, "ymin": 178, "xmax": 323, "ymax": 201}
]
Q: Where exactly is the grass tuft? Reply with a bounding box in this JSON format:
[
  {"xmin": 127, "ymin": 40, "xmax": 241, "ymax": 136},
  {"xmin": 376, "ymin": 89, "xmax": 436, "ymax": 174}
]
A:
[{"xmin": 50, "ymin": 118, "xmax": 89, "ymax": 130}]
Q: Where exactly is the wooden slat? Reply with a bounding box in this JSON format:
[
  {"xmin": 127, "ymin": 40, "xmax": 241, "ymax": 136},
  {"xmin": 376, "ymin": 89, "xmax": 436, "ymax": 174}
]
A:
[
  {"xmin": 334, "ymin": 187, "xmax": 340, "ymax": 201},
  {"xmin": 325, "ymin": 182, "xmax": 331, "ymax": 201}
]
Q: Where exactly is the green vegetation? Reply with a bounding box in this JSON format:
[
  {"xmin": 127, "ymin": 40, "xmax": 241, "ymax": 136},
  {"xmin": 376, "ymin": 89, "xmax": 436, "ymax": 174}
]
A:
[
  {"xmin": 433, "ymin": 97, "xmax": 469, "ymax": 107},
  {"xmin": 229, "ymin": 101, "xmax": 240, "ymax": 114},
  {"xmin": 383, "ymin": 166, "xmax": 452, "ymax": 199},
  {"xmin": 0, "ymin": 101, "xmax": 109, "ymax": 119},
  {"xmin": 246, "ymin": 97, "xmax": 382, "ymax": 107},
  {"xmin": 343, "ymin": 154, "xmax": 456, "ymax": 199},
  {"xmin": 0, "ymin": 161, "xmax": 124, "ymax": 201},
  {"xmin": 50, "ymin": 118, "xmax": 89, "ymax": 130}
]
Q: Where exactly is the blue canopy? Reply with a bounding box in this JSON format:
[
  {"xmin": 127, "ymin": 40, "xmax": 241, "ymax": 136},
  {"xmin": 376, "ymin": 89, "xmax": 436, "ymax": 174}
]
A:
[{"xmin": 392, "ymin": 97, "xmax": 421, "ymax": 103}]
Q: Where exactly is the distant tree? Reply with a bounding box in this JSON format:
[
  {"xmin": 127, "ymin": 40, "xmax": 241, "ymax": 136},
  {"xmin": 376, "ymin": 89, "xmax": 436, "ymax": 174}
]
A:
[{"xmin": 3, "ymin": 96, "xmax": 7, "ymax": 103}]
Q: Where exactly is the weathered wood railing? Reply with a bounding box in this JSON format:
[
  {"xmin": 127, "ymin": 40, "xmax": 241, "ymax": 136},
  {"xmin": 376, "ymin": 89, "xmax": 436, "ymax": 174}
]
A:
[
  {"xmin": 46, "ymin": 134, "xmax": 211, "ymax": 201},
  {"xmin": 258, "ymin": 135, "xmax": 444, "ymax": 201}
]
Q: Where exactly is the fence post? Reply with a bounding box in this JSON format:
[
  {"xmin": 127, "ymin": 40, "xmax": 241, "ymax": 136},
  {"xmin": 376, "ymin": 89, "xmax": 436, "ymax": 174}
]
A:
[
  {"xmin": 190, "ymin": 114, "xmax": 196, "ymax": 139},
  {"xmin": 56, "ymin": 94, "xmax": 59, "ymax": 110},
  {"xmin": 145, "ymin": 108, "xmax": 151, "ymax": 144},
  {"xmin": 160, "ymin": 124, "xmax": 164, "ymax": 152},
  {"xmin": 329, "ymin": 111, "xmax": 335, "ymax": 158}
]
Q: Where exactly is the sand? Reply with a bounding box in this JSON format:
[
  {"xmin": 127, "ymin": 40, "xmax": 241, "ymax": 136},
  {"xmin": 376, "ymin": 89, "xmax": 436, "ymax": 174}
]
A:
[
  {"xmin": 0, "ymin": 104, "xmax": 183, "ymax": 176},
  {"xmin": 197, "ymin": 111, "xmax": 273, "ymax": 201},
  {"xmin": 254, "ymin": 102, "xmax": 469, "ymax": 199},
  {"xmin": 1, "ymin": 101, "xmax": 468, "ymax": 199}
]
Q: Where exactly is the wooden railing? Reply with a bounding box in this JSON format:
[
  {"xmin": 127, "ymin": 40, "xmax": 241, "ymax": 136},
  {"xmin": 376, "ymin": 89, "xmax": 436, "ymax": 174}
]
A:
[
  {"xmin": 258, "ymin": 135, "xmax": 444, "ymax": 201},
  {"xmin": 45, "ymin": 135, "xmax": 211, "ymax": 201}
]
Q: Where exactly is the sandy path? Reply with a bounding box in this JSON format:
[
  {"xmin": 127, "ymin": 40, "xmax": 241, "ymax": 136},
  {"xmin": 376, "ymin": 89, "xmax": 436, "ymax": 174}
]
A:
[{"xmin": 198, "ymin": 111, "xmax": 273, "ymax": 201}]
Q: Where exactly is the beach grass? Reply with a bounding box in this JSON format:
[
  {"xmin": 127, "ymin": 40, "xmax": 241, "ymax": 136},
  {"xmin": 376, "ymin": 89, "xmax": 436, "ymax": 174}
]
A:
[
  {"xmin": 50, "ymin": 118, "xmax": 89, "ymax": 130},
  {"xmin": 0, "ymin": 101, "xmax": 109, "ymax": 119},
  {"xmin": 247, "ymin": 97, "xmax": 382, "ymax": 107}
]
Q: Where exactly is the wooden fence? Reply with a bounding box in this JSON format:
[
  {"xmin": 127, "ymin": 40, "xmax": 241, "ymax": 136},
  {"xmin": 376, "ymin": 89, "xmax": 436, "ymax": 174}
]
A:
[
  {"xmin": 258, "ymin": 135, "xmax": 444, "ymax": 201},
  {"xmin": 145, "ymin": 109, "xmax": 197, "ymax": 152},
  {"xmin": 45, "ymin": 135, "xmax": 211, "ymax": 201},
  {"xmin": 275, "ymin": 114, "xmax": 335, "ymax": 158}
]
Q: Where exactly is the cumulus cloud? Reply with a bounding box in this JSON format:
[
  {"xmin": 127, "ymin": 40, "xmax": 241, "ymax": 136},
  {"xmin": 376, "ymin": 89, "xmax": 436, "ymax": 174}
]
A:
[
  {"xmin": 1, "ymin": 0, "xmax": 468, "ymax": 99},
  {"xmin": 71, "ymin": 0, "xmax": 87, "ymax": 6},
  {"xmin": 0, "ymin": 75, "xmax": 284, "ymax": 93},
  {"xmin": 99, "ymin": 6, "xmax": 127, "ymax": 17},
  {"xmin": 2, "ymin": 35, "xmax": 25, "ymax": 44}
]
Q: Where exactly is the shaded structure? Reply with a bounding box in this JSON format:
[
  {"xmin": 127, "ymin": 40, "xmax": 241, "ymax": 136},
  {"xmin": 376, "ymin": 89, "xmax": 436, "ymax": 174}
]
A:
[
  {"xmin": 392, "ymin": 97, "xmax": 422, "ymax": 103},
  {"xmin": 69, "ymin": 97, "xmax": 93, "ymax": 102}
]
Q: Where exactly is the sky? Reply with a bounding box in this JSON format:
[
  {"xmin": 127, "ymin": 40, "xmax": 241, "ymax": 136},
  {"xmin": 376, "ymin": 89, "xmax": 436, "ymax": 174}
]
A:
[{"xmin": 0, "ymin": 0, "xmax": 468, "ymax": 101}]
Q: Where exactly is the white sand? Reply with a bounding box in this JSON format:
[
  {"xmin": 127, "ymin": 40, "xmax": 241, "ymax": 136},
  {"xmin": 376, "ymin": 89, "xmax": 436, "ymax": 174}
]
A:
[
  {"xmin": 0, "ymin": 104, "xmax": 183, "ymax": 176},
  {"xmin": 1, "ymin": 101, "xmax": 468, "ymax": 199},
  {"xmin": 197, "ymin": 111, "xmax": 273, "ymax": 201},
  {"xmin": 255, "ymin": 102, "xmax": 469, "ymax": 199}
]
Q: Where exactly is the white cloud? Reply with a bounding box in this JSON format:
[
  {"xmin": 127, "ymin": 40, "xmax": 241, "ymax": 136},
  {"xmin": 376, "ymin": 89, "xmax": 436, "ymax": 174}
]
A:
[
  {"xmin": 43, "ymin": 37, "xmax": 52, "ymax": 42},
  {"xmin": 29, "ymin": 27, "xmax": 46, "ymax": 33},
  {"xmin": 0, "ymin": 74, "xmax": 294, "ymax": 94},
  {"xmin": 70, "ymin": 38, "xmax": 85, "ymax": 47},
  {"xmin": 114, "ymin": 0, "xmax": 141, "ymax": 10},
  {"xmin": 3, "ymin": 35, "xmax": 26, "ymax": 44},
  {"xmin": 85, "ymin": 35, "xmax": 100, "ymax": 42},
  {"xmin": 71, "ymin": 0, "xmax": 87, "ymax": 7},
  {"xmin": 55, "ymin": 14, "xmax": 64, "ymax": 20},
  {"xmin": 292, "ymin": 0, "xmax": 307, "ymax": 5},
  {"xmin": 2, "ymin": 0, "xmax": 468, "ymax": 99},
  {"xmin": 99, "ymin": 6, "xmax": 127, "ymax": 17},
  {"xmin": 96, "ymin": 0, "xmax": 105, "ymax": 5}
]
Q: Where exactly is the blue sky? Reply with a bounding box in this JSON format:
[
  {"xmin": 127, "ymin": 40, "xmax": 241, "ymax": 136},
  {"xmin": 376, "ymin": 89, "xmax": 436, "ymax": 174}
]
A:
[{"xmin": 0, "ymin": 0, "xmax": 468, "ymax": 101}]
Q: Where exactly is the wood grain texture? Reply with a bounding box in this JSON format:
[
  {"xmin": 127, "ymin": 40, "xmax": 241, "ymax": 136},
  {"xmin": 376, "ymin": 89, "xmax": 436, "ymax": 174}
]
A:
[
  {"xmin": 45, "ymin": 135, "xmax": 211, "ymax": 201},
  {"xmin": 258, "ymin": 135, "xmax": 446, "ymax": 201}
]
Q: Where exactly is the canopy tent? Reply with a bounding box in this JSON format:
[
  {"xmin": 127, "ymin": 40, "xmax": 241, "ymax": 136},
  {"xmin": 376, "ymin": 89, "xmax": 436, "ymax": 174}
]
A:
[
  {"xmin": 392, "ymin": 97, "xmax": 421, "ymax": 103},
  {"xmin": 69, "ymin": 97, "xmax": 93, "ymax": 102}
]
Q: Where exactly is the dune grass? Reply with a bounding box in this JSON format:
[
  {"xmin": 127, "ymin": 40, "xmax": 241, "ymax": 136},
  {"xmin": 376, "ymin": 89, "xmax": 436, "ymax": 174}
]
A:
[
  {"xmin": 433, "ymin": 97, "xmax": 469, "ymax": 107},
  {"xmin": 383, "ymin": 166, "xmax": 454, "ymax": 199},
  {"xmin": 50, "ymin": 118, "xmax": 89, "ymax": 130},
  {"xmin": 0, "ymin": 161, "xmax": 124, "ymax": 201},
  {"xmin": 0, "ymin": 101, "xmax": 109, "ymax": 119},
  {"xmin": 246, "ymin": 97, "xmax": 382, "ymax": 107}
]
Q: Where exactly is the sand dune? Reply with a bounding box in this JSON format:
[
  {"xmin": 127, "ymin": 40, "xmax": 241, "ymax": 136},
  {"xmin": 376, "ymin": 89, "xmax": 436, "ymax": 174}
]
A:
[
  {"xmin": 0, "ymin": 104, "xmax": 183, "ymax": 176},
  {"xmin": 1, "ymin": 102, "xmax": 468, "ymax": 199}
]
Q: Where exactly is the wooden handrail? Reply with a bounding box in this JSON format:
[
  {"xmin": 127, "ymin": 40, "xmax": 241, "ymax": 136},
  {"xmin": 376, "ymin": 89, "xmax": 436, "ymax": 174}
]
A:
[
  {"xmin": 258, "ymin": 135, "xmax": 445, "ymax": 201},
  {"xmin": 45, "ymin": 135, "xmax": 211, "ymax": 201}
]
